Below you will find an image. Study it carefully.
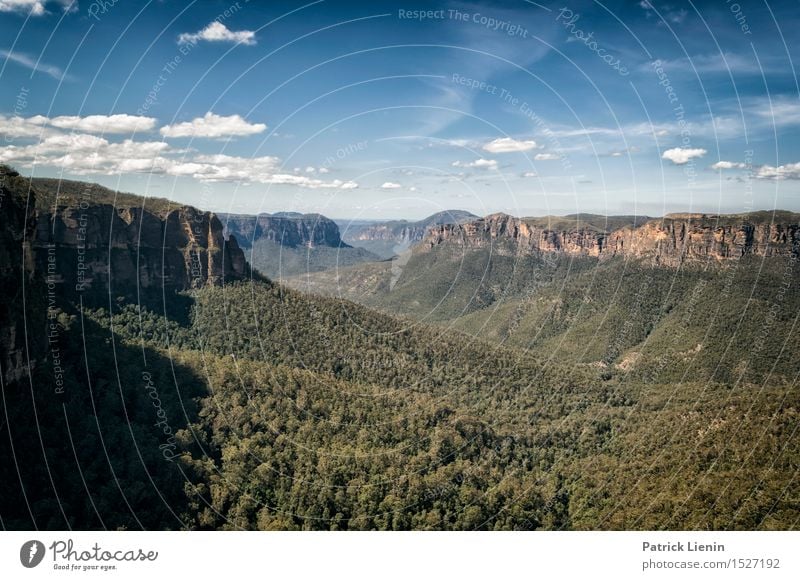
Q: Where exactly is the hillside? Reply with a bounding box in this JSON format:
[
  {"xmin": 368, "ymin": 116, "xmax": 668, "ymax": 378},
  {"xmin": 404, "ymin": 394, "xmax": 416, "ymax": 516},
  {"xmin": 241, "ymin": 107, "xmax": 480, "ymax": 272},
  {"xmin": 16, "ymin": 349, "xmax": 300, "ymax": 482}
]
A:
[{"xmin": 287, "ymin": 211, "xmax": 800, "ymax": 381}]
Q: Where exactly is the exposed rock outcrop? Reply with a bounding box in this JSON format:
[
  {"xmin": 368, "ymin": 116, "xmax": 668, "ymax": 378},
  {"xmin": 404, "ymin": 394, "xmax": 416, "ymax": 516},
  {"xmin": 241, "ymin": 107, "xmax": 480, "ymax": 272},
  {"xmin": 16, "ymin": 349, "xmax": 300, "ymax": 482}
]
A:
[
  {"xmin": 422, "ymin": 211, "xmax": 800, "ymax": 265},
  {"xmin": 219, "ymin": 212, "xmax": 347, "ymax": 249},
  {"xmin": 0, "ymin": 166, "xmax": 41, "ymax": 383},
  {"xmin": 344, "ymin": 210, "xmax": 478, "ymax": 247},
  {"xmin": 34, "ymin": 203, "xmax": 250, "ymax": 300}
]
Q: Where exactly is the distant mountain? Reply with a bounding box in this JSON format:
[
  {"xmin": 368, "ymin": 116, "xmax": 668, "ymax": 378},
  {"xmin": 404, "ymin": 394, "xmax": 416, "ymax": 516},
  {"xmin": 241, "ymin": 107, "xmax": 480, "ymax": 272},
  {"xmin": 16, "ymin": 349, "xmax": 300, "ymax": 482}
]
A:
[
  {"xmin": 219, "ymin": 212, "xmax": 346, "ymax": 250},
  {"xmin": 340, "ymin": 209, "xmax": 478, "ymax": 258},
  {"xmin": 219, "ymin": 211, "xmax": 380, "ymax": 280}
]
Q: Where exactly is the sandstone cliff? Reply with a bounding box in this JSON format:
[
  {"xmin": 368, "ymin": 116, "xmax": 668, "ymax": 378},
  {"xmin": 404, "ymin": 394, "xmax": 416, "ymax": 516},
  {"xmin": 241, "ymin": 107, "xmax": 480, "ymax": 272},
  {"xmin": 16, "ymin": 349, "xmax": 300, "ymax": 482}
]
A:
[
  {"xmin": 34, "ymin": 203, "xmax": 249, "ymax": 300},
  {"xmin": 0, "ymin": 167, "xmax": 40, "ymax": 383},
  {"xmin": 220, "ymin": 212, "xmax": 347, "ymax": 249},
  {"xmin": 345, "ymin": 210, "xmax": 478, "ymax": 245},
  {"xmin": 421, "ymin": 211, "xmax": 800, "ymax": 265}
]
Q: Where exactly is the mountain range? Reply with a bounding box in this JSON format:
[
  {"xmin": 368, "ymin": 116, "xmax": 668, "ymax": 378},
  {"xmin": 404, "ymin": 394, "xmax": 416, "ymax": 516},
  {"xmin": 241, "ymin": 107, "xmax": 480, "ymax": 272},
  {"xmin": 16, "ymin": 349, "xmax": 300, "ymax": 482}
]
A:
[{"xmin": 1, "ymin": 166, "xmax": 798, "ymax": 531}]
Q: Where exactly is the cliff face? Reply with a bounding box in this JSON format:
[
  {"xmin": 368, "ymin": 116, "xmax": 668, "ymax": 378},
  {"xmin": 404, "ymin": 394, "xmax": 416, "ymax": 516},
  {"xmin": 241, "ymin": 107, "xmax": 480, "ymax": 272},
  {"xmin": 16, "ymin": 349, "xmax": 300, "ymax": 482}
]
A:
[
  {"xmin": 34, "ymin": 203, "xmax": 249, "ymax": 300},
  {"xmin": 422, "ymin": 212, "xmax": 800, "ymax": 265},
  {"xmin": 349, "ymin": 223, "xmax": 427, "ymax": 245},
  {"xmin": 0, "ymin": 167, "xmax": 40, "ymax": 383},
  {"xmin": 344, "ymin": 210, "xmax": 478, "ymax": 246},
  {"xmin": 220, "ymin": 213, "xmax": 347, "ymax": 249}
]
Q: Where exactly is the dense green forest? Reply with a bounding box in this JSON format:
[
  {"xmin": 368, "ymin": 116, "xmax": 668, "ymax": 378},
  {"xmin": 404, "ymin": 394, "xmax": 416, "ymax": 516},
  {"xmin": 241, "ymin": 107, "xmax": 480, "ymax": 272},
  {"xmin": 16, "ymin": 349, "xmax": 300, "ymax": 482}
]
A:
[
  {"xmin": 287, "ymin": 243, "xmax": 800, "ymax": 383},
  {"xmin": 4, "ymin": 278, "xmax": 796, "ymax": 530}
]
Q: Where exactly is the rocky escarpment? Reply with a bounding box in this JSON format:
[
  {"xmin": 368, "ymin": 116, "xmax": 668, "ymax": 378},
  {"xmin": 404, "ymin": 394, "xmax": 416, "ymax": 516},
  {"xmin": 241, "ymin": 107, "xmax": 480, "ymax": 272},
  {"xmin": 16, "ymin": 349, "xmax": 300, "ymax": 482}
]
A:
[
  {"xmin": 342, "ymin": 210, "xmax": 478, "ymax": 258},
  {"xmin": 345, "ymin": 210, "xmax": 477, "ymax": 244},
  {"xmin": 220, "ymin": 212, "xmax": 348, "ymax": 249},
  {"xmin": 0, "ymin": 167, "xmax": 41, "ymax": 383},
  {"xmin": 422, "ymin": 211, "xmax": 800, "ymax": 265},
  {"xmin": 35, "ymin": 203, "xmax": 249, "ymax": 301}
]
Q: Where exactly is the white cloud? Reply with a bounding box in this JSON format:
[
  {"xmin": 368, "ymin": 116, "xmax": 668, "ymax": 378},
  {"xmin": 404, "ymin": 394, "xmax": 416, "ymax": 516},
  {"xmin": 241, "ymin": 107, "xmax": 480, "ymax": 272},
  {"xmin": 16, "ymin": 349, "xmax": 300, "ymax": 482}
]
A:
[
  {"xmin": 452, "ymin": 158, "xmax": 498, "ymax": 170},
  {"xmin": 381, "ymin": 182, "xmax": 401, "ymax": 189},
  {"xmin": 711, "ymin": 160, "xmax": 747, "ymax": 170},
  {"xmin": 32, "ymin": 114, "xmax": 157, "ymax": 133},
  {"xmin": 483, "ymin": 137, "xmax": 539, "ymax": 153},
  {"xmin": 160, "ymin": 112, "xmax": 266, "ymax": 138},
  {"xmin": 534, "ymin": 153, "xmax": 560, "ymax": 161},
  {"xmin": 0, "ymin": 133, "xmax": 359, "ymax": 189},
  {"xmin": 662, "ymin": 147, "xmax": 707, "ymax": 165},
  {"xmin": 178, "ymin": 21, "xmax": 256, "ymax": 46},
  {"xmin": 0, "ymin": 0, "xmax": 71, "ymax": 15},
  {"xmin": 0, "ymin": 115, "xmax": 53, "ymax": 139},
  {"xmin": 0, "ymin": 49, "xmax": 69, "ymax": 81},
  {"xmin": 0, "ymin": 114, "xmax": 156, "ymax": 139},
  {"xmin": 172, "ymin": 154, "xmax": 358, "ymax": 189},
  {"xmin": 318, "ymin": 167, "xmax": 330, "ymax": 174},
  {"xmin": 521, "ymin": 171, "xmax": 538, "ymax": 178},
  {"xmin": 0, "ymin": 133, "xmax": 172, "ymax": 175},
  {"xmin": 754, "ymin": 162, "xmax": 800, "ymax": 180}
]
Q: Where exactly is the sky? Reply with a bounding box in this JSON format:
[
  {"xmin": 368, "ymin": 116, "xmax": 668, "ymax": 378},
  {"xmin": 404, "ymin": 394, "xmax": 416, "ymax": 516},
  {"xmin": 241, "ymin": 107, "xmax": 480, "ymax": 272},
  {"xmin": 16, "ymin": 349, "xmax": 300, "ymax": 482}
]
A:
[{"xmin": 0, "ymin": 0, "xmax": 798, "ymax": 219}]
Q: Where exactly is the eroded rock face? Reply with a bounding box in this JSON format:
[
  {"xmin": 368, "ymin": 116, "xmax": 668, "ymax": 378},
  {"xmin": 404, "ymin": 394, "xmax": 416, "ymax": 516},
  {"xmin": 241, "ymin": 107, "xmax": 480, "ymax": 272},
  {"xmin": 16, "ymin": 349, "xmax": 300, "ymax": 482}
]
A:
[
  {"xmin": 604, "ymin": 219, "xmax": 799, "ymax": 265},
  {"xmin": 34, "ymin": 203, "xmax": 250, "ymax": 300},
  {"xmin": 343, "ymin": 211, "xmax": 479, "ymax": 247},
  {"xmin": 0, "ymin": 167, "xmax": 39, "ymax": 383},
  {"xmin": 422, "ymin": 212, "xmax": 800, "ymax": 265},
  {"xmin": 219, "ymin": 213, "xmax": 346, "ymax": 249},
  {"xmin": 0, "ymin": 167, "xmax": 253, "ymax": 382}
]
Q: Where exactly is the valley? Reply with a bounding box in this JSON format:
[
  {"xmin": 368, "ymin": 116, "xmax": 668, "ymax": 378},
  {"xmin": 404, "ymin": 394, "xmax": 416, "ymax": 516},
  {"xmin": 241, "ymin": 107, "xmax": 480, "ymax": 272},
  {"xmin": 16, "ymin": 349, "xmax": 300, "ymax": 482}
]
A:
[{"xmin": 1, "ymin": 166, "xmax": 798, "ymax": 531}]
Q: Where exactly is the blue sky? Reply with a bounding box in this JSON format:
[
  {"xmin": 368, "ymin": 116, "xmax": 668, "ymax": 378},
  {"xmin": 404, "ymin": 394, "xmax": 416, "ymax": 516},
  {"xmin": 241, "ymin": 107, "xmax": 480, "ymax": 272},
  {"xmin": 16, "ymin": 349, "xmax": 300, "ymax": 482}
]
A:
[{"xmin": 1, "ymin": 0, "xmax": 798, "ymax": 219}]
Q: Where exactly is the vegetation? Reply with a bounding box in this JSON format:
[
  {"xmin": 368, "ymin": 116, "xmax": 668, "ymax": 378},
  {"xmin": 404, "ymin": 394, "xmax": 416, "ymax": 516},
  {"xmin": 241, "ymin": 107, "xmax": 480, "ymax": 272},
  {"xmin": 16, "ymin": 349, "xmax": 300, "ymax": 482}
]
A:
[
  {"xmin": 31, "ymin": 176, "xmax": 178, "ymax": 215},
  {"xmin": 247, "ymin": 240, "xmax": 381, "ymax": 281}
]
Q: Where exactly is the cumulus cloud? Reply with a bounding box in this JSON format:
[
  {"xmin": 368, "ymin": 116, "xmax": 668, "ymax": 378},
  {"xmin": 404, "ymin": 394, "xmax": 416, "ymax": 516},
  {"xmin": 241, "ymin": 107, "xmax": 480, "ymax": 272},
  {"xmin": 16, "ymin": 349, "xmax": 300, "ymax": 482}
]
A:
[
  {"xmin": 711, "ymin": 160, "xmax": 747, "ymax": 170},
  {"xmin": 0, "ymin": 0, "xmax": 72, "ymax": 15},
  {"xmin": 30, "ymin": 114, "xmax": 157, "ymax": 133},
  {"xmin": 170, "ymin": 154, "xmax": 358, "ymax": 189},
  {"xmin": 662, "ymin": 147, "xmax": 707, "ymax": 165},
  {"xmin": 0, "ymin": 133, "xmax": 171, "ymax": 174},
  {"xmin": 0, "ymin": 114, "xmax": 157, "ymax": 139},
  {"xmin": 754, "ymin": 162, "xmax": 800, "ymax": 180},
  {"xmin": 452, "ymin": 158, "xmax": 498, "ymax": 170},
  {"xmin": 521, "ymin": 171, "xmax": 538, "ymax": 178},
  {"xmin": 0, "ymin": 115, "xmax": 54, "ymax": 139},
  {"xmin": 160, "ymin": 112, "xmax": 266, "ymax": 138},
  {"xmin": 178, "ymin": 22, "xmax": 256, "ymax": 46},
  {"xmin": 483, "ymin": 137, "xmax": 539, "ymax": 153},
  {"xmin": 0, "ymin": 133, "xmax": 359, "ymax": 189},
  {"xmin": 381, "ymin": 182, "xmax": 401, "ymax": 189},
  {"xmin": 534, "ymin": 153, "xmax": 560, "ymax": 161}
]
